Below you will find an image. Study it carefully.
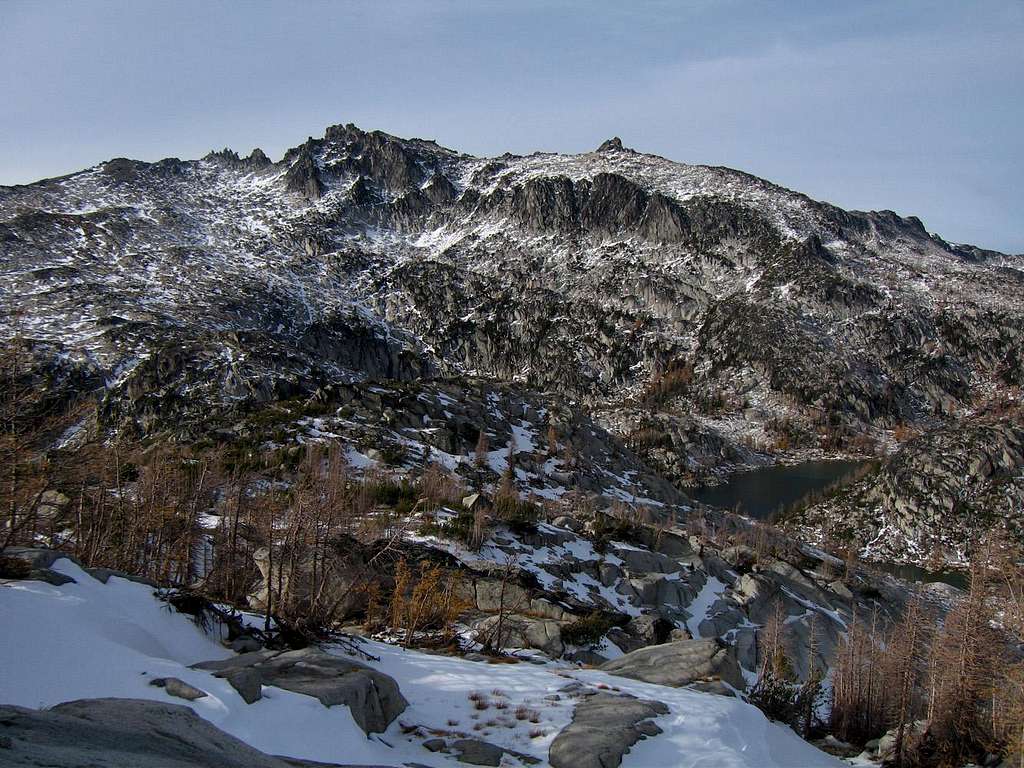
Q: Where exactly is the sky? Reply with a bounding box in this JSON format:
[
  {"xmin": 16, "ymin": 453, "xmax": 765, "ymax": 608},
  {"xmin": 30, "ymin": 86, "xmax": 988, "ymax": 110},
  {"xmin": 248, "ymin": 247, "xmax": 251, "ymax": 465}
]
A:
[{"xmin": 2, "ymin": 0, "xmax": 1022, "ymax": 252}]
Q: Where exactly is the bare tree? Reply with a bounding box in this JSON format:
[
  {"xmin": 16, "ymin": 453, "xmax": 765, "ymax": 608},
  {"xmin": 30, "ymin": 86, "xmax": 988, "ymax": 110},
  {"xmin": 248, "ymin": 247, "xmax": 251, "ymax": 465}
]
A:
[
  {"xmin": 546, "ymin": 422, "xmax": 558, "ymax": 455},
  {"xmin": 0, "ymin": 339, "xmax": 63, "ymax": 549},
  {"xmin": 477, "ymin": 553, "xmax": 526, "ymax": 654},
  {"xmin": 886, "ymin": 595, "xmax": 931, "ymax": 767},
  {"xmin": 927, "ymin": 560, "xmax": 1003, "ymax": 764},
  {"xmin": 831, "ymin": 605, "xmax": 889, "ymax": 744},
  {"xmin": 474, "ymin": 429, "xmax": 489, "ymax": 467}
]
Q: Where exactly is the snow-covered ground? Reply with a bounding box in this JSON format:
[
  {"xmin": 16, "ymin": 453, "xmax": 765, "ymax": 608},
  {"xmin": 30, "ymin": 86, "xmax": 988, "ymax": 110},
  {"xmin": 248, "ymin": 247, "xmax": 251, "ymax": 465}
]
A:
[{"xmin": 0, "ymin": 557, "xmax": 843, "ymax": 767}]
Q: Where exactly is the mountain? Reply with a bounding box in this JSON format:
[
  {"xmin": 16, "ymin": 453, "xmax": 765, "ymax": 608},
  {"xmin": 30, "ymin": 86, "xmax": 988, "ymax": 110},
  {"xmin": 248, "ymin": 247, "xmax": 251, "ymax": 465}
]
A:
[{"xmin": 2, "ymin": 121, "xmax": 1023, "ymax": 563}]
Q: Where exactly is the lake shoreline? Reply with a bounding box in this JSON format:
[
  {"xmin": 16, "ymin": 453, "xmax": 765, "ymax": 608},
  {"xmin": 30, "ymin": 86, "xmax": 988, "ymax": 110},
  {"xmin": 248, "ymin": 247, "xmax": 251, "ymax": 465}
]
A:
[{"xmin": 686, "ymin": 458, "xmax": 969, "ymax": 588}]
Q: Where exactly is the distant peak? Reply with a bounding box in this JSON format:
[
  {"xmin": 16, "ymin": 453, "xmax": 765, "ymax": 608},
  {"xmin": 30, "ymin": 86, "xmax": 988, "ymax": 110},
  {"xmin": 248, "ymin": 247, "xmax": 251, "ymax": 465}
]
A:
[
  {"xmin": 203, "ymin": 147, "xmax": 272, "ymax": 168},
  {"xmin": 596, "ymin": 137, "xmax": 627, "ymax": 153},
  {"xmin": 204, "ymin": 148, "xmax": 240, "ymax": 163},
  {"xmin": 324, "ymin": 122, "xmax": 366, "ymax": 143},
  {"xmin": 247, "ymin": 148, "xmax": 271, "ymax": 167}
]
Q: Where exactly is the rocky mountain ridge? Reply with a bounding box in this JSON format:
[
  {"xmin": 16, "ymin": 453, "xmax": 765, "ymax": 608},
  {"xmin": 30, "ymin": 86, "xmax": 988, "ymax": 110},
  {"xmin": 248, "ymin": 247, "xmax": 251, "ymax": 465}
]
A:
[{"xmin": 3, "ymin": 120, "xmax": 1023, "ymax": 563}]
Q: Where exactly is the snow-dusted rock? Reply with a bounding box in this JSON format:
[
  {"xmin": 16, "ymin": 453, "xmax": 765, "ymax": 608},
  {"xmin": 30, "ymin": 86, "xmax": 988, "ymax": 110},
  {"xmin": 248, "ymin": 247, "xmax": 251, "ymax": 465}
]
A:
[
  {"xmin": 0, "ymin": 698, "xmax": 330, "ymax": 768},
  {"xmin": 471, "ymin": 614, "xmax": 565, "ymax": 657},
  {"xmin": 599, "ymin": 638, "xmax": 744, "ymax": 690},
  {"xmin": 0, "ymin": 550, "xmax": 849, "ymax": 767},
  {"xmin": 192, "ymin": 647, "xmax": 407, "ymax": 734},
  {"xmin": 549, "ymin": 692, "xmax": 668, "ymax": 768},
  {"xmin": 449, "ymin": 738, "xmax": 539, "ymax": 766},
  {"xmin": 4, "ymin": 118, "xmax": 1022, "ymax": 558},
  {"xmin": 792, "ymin": 418, "xmax": 1024, "ymax": 566}
]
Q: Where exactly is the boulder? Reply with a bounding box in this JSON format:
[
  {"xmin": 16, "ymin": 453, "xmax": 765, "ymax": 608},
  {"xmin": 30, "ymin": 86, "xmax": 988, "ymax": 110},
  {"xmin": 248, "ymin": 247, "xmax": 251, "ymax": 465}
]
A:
[
  {"xmin": 629, "ymin": 574, "xmax": 692, "ymax": 610},
  {"xmin": 622, "ymin": 614, "xmax": 674, "ymax": 647},
  {"xmin": 247, "ymin": 539, "xmax": 367, "ymax": 620},
  {"xmin": 472, "ymin": 614, "xmax": 564, "ymax": 657},
  {"xmin": 549, "ymin": 692, "xmax": 668, "ymax": 768},
  {"xmin": 733, "ymin": 627, "xmax": 758, "ymax": 672},
  {"xmin": 721, "ymin": 545, "xmax": 757, "ymax": 570},
  {"xmin": 474, "ymin": 579, "xmax": 528, "ymax": 613},
  {"xmin": 1, "ymin": 548, "xmax": 78, "ymax": 585},
  {"xmin": 85, "ymin": 567, "xmax": 159, "ymax": 587},
  {"xmin": 877, "ymin": 720, "xmax": 928, "ymax": 761},
  {"xmin": 422, "ymin": 737, "xmax": 447, "ymax": 752},
  {"xmin": 700, "ymin": 554, "xmax": 736, "ymax": 583},
  {"xmin": 650, "ymin": 530, "xmax": 695, "ymax": 560},
  {"xmin": 564, "ymin": 648, "xmax": 609, "ymax": 665},
  {"xmin": 0, "ymin": 698, "xmax": 334, "ymax": 767},
  {"xmin": 697, "ymin": 602, "xmax": 746, "ymax": 638},
  {"xmin": 229, "ymin": 635, "xmax": 263, "ymax": 653},
  {"xmin": 0, "ymin": 555, "xmax": 31, "ymax": 579},
  {"xmin": 450, "ymin": 738, "xmax": 504, "ymax": 766},
  {"xmin": 605, "ymin": 626, "xmax": 644, "ymax": 654},
  {"xmin": 598, "ymin": 561, "xmax": 623, "ymax": 587},
  {"xmin": 223, "ymin": 667, "xmax": 263, "ymax": 704},
  {"xmin": 192, "ymin": 647, "xmax": 406, "ymax": 734},
  {"xmin": 611, "ymin": 545, "xmax": 680, "ymax": 575},
  {"xmin": 828, "ymin": 579, "xmax": 854, "ymax": 601},
  {"xmin": 36, "ymin": 490, "xmax": 71, "ymax": 520},
  {"xmin": 764, "ymin": 559, "xmax": 834, "ymax": 608},
  {"xmin": 599, "ymin": 638, "xmax": 744, "ymax": 690},
  {"xmin": 1, "ymin": 547, "xmax": 78, "ymax": 571},
  {"xmin": 528, "ymin": 597, "xmax": 568, "ymax": 621},
  {"xmin": 148, "ymin": 677, "xmax": 207, "ymax": 701},
  {"xmin": 522, "ymin": 618, "xmax": 564, "ymax": 657},
  {"xmin": 449, "ymin": 739, "xmax": 539, "ymax": 766}
]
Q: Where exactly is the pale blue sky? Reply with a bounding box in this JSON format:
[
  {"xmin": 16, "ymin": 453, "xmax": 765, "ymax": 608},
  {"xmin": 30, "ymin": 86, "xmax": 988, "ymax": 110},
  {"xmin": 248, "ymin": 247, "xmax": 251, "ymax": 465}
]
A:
[{"xmin": 2, "ymin": 1, "xmax": 1022, "ymax": 252}]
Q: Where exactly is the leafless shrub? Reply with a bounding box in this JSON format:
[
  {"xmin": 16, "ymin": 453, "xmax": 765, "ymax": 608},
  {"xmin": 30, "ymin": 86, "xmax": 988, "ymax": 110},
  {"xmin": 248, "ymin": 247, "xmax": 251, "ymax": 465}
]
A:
[
  {"xmin": 418, "ymin": 462, "xmax": 464, "ymax": 509},
  {"xmin": 514, "ymin": 705, "xmax": 539, "ymax": 722},
  {"xmin": 389, "ymin": 558, "xmax": 468, "ymax": 648}
]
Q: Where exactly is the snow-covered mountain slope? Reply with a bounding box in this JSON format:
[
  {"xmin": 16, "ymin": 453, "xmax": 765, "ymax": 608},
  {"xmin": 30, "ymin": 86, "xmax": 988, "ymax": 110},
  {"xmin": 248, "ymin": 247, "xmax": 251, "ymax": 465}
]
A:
[
  {"xmin": 3, "ymin": 122, "xmax": 1020, "ymax": 420},
  {"xmin": 3, "ymin": 120, "xmax": 1023, "ymax": 558},
  {"xmin": 0, "ymin": 556, "xmax": 843, "ymax": 767}
]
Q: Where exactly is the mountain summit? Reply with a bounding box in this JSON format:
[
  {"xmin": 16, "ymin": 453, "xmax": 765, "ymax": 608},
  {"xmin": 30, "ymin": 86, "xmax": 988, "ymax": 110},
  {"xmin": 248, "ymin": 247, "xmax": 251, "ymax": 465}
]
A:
[{"xmin": 1, "ymin": 121, "xmax": 1022, "ymax": 563}]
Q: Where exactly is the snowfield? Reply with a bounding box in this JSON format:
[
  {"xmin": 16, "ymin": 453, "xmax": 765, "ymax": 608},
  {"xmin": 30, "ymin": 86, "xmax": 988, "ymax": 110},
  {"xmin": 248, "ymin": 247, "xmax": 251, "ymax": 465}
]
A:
[{"xmin": 0, "ymin": 557, "xmax": 842, "ymax": 767}]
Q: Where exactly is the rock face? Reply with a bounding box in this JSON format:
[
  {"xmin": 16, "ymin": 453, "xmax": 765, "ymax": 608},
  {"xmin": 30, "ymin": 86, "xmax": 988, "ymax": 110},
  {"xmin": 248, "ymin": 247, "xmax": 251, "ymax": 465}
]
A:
[
  {"xmin": 248, "ymin": 537, "xmax": 372, "ymax": 617},
  {"xmin": 788, "ymin": 411, "xmax": 1024, "ymax": 564},
  {"xmin": 3, "ymin": 120, "xmax": 1022, "ymax": 555},
  {"xmin": 0, "ymin": 698, "xmax": 339, "ymax": 768},
  {"xmin": 412, "ymin": 512, "xmax": 865, "ymax": 684},
  {"xmin": 471, "ymin": 614, "xmax": 565, "ymax": 657},
  {"xmin": 600, "ymin": 638, "xmax": 745, "ymax": 690},
  {"xmin": 192, "ymin": 647, "xmax": 407, "ymax": 734},
  {"xmin": 549, "ymin": 692, "xmax": 668, "ymax": 768}
]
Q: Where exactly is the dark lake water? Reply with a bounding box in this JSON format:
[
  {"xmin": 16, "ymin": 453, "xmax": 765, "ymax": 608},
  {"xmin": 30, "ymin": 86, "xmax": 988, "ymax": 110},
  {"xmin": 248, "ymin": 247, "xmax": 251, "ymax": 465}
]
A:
[
  {"xmin": 688, "ymin": 459, "xmax": 870, "ymax": 520},
  {"xmin": 874, "ymin": 562, "xmax": 968, "ymax": 590}
]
